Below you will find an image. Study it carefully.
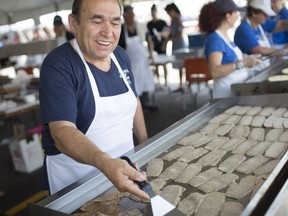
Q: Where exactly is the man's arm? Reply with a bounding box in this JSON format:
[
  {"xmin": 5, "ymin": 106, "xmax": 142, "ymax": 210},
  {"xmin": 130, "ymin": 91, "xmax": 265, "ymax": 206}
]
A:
[
  {"xmin": 49, "ymin": 120, "xmax": 149, "ymax": 199},
  {"xmin": 133, "ymin": 98, "xmax": 148, "ymax": 144}
]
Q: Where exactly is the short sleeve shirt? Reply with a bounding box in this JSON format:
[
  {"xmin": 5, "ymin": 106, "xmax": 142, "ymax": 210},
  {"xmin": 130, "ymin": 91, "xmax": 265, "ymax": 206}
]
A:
[
  {"xmin": 272, "ymin": 7, "xmax": 288, "ymax": 45},
  {"xmin": 234, "ymin": 19, "xmax": 277, "ymax": 54},
  {"xmin": 39, "ymin": 43, "xmax": 136, "ymax": 155},
  {"xmin": 205, "ymin": 32, "xmax": 237, "ymax": 64}
]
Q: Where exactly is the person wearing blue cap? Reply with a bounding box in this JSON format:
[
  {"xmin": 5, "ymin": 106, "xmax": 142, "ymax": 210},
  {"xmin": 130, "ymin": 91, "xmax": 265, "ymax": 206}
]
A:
[{"xmin": 198, "ymin": 0, "xmax": 261, "ymax": 98}]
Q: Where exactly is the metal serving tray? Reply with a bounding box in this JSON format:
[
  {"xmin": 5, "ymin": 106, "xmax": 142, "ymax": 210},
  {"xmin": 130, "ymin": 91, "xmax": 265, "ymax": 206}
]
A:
[
  {"xmin": 29, "ymin": 93, "xmax": 288, "ymax": 216},
  {"xmin": 231, "ymin": 59, "xmax": 288, "ymax": 96},
  {"xmin": 265, "ymin": 172, "xmax": 288, "ymax": 216}
]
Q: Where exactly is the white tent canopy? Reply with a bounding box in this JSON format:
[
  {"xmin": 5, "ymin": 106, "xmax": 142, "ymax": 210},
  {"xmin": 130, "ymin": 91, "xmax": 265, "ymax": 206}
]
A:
[{"xmin": 0, "ymin": 0, "xmax": 73, "ymax": 25}]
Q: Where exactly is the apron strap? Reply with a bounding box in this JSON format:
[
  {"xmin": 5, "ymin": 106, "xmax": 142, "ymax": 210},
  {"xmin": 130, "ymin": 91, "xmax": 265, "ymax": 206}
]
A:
[
  {"xmin": 109, "ymin": 53, "xmax": 132, "ymax": 91},
  {"xmin": 215, "ymin": 30, "xmax": 243, "ymax": 61}
]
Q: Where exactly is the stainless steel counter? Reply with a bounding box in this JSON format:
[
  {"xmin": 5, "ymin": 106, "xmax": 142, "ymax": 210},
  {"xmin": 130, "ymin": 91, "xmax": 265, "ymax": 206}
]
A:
[
  {"xmin": 29, "ymin": 93, "xmax": 288, "ymax": 216},
  {"xmin": 231, "ymin": 58, "xmax": 288, "ymax": 95}
]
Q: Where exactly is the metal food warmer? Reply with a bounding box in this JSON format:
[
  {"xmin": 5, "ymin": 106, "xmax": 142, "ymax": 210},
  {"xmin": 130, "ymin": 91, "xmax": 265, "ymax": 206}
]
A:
[
  {"xmin": 29, "ymin": 93, "xmax": 288, "ymax": 216},
  {"xmin": 231, "ymin": 58, "xmax": 288, "ymax": 96}
]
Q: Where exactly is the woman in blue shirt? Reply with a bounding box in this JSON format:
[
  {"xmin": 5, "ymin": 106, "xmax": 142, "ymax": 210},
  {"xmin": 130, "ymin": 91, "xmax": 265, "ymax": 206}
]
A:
[
  {"xmin": 234, "ymin": 0, "xmax": 288, "ymax": 55},
  {"xmin": 199, "ymin": 0, "xmax": 260, "ymax": 98},
  {"xmin": 271, "ymin": 0, "xmax": 288, "ymax": 48}
]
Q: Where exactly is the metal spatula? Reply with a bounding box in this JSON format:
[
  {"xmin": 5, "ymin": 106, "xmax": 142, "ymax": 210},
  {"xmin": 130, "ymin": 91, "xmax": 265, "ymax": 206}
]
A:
[{"xmin": 120, "ymin": 156, "xmax": 185, "ymax": 216}]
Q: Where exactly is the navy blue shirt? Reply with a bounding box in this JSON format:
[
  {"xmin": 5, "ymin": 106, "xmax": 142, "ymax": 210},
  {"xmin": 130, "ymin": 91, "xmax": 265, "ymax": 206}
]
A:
[{"xmin": 39, "ymin": 42, "xmax": 136, "ymax": 155}]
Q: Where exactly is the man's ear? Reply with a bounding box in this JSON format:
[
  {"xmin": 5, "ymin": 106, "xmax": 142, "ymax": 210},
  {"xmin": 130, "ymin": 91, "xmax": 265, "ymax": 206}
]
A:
[{"xmin": 68, "ymin": 14, "xmax": 77, "ymax": 33}]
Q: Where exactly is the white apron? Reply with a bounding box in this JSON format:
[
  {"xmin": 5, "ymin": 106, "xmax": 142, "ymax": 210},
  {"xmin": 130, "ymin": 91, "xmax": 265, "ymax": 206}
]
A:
[
  {"xmin": 124, "ymin": 25, "xmax": 155, "ymax": 95},
  {"xmin": 247, "ymin": 19, "xmax": 271, "ymax": 76},
  {"xmin": 46, "ymin": 39, "xmax": 137, "ymax": 194},
  {"xmin": 213, "ymin": 30, "xmax": 249, "ymax": 98}
]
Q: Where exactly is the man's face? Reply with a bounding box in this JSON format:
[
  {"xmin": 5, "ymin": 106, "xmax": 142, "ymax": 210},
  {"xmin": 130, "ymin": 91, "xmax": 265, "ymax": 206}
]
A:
[{"xmin": 70, "ymin": 0, "xmax": 122, "ymax": 62}]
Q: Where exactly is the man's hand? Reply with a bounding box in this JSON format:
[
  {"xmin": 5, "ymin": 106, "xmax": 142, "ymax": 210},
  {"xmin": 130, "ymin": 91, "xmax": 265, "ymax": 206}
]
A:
[{"xmin": 100, "ymin": 158, "xmax": 150, "ymax": 200}]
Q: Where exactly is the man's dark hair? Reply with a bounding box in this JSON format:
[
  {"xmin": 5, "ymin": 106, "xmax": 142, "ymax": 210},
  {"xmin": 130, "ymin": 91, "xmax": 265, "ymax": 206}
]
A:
[{"xmin": 72, "ymin": 0, "xmax": 123, "ymax": 23}]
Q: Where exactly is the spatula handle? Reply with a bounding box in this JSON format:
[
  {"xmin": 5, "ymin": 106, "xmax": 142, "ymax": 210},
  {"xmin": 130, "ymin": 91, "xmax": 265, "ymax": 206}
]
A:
[{"xmin": 120, "ymin": 156, "xmax": 151, "ymax": 192}]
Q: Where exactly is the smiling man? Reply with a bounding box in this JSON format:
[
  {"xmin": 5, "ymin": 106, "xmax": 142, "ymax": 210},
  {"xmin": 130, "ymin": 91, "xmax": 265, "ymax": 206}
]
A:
[{"xmin": 39, "ymin": 0, "xmax": 149, "ymax": 200}]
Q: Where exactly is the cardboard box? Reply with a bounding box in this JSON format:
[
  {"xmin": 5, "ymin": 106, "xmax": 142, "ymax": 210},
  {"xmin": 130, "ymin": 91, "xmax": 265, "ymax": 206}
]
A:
[{"xmin": 9, "ymin": 134, "xmax": 44, "ymax": 173}]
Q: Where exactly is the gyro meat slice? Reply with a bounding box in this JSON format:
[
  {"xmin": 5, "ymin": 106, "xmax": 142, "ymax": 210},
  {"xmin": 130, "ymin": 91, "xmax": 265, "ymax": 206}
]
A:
[
  {"xmin": 248, "ymin": 128, "xmax": 265, "ymax": 141},
  {"xmin": 219, "ymin": 202, "xmax": 244, "ymax": 216},
  {"xmin": 188, "ymin": 167, "xmax": 222, "ymax": 187},
  {"xmin": 218, "ymin": 154, "xmax": 246, "ymax": 173},
  {"xmin": 235, "ymin": 155, "xmax": 270, "ymax": 174},
  {"xmin": 253, "ymin": 159, "xmax": 281, "ymax": 175},
  {"xmin": 162, "ymin": 146, "xmax": 194, "ymax": 161},
  {"xmin": 93, "ymin": 191, "xmax": 120, "ymax": 202},
  {"xmin": 226, "ymin": 175, "xmax": 259, "ymax": 199},
  {"xmin": 251, "ymin": 115, "xmax": 266, "ymax": 127},
  {"xmin": 178, "ymin": 147, "xmax": 209, "ymax": 163},
  {"xmin": 146, "ymin": 158, "xmax": 164, "ymax": 177},
  {"xmin": 225, "ymin": 105, "xmax": 242, "ymax": 115},
  {"xmin": 222, "ymin": 115, "xmax": 241, "ymax": 125},
  {"xmin": 258, "ymin": 107, "xmax": 276, "ymax": 117},
  {"xmin": 235, "ymin": 106, "xmax": 252, "ymax": 116},
  {"xmin": 238, "ymin": 115, "xmax": 253, "ymax": 126},
  {"xmin": 194, "ymin": 192, "xmax": 225, "ymax": 216},
  {"xmin": 178, "ymin": 193, "xmax": 202, "ymax": 216},
  {"xmin": 273, "ymin": 117, "xmax": 285, "ymax": 129},
  {"xmin": 160, "ymin": 184, "xmax": 185, "ymax": 206},
  {"xmin": 284, "ymin": 119, "xmax": 288, "ymax": 128},
  {"xmin": 229, "ymin": 125, "xmax": 250, "ymax": 138},
  {"xmin": 220, "ymin": 137, "xmax": 246, "ymax": 151},
  {"xmin": 175, "ymin": 163, "xmax": 202, "ymax": 184},
  {"xmin": 263, "ymin": 115, "xmax": 277, "ymax": 128},
  {"xmin": 214, "ymin": 124, "xmax": 234, "ymax": 136},
  {"xmin": 231, "ymin": 139, "xmax": 257, "ymax": 155},
  {"xmin": 196, "ymin": 149, "xmax": 226, "ymax": 166},
  {"xmin": 279, "ymin": 131, "xmax": 288, "ymax": 142},
  {"xmin": 271, "ymin": 107, "xmax": 287, "ymax": 117},
  {"xmin": 205, "ymin": 137, "xmax": 229, "ymax": 151},
  {"xmin": 246, "ymin": 141, "xmax": 272, "ymax": 156},
  {"xmin": 158, "ymin": 161, "xmax": 187, "ymax": 180},
  {"xmin": 80, "ymin": 200, "xmax": 103, "ymax": 212},
  {"xmin": 209, "ymin": 113, "xmax": 230, "ymax": 124},
  {"xmin": 265, "ymin": 142, "xmax": 288, "ymax": 158},
  {"xmin": 149, "ymin": 178, "xmax": 166, "ymax": 194},
  {"xmin": 199, "ymin": 123, "xmax": 219, "ymax": 134},
  {"xmin": 246, "ymin": 106, "xmax": 262, "ymax": 116},
  {"xmin": 265, "ymin": 128, "xmax": 283, "ymax": 142},
  {"xmin": 178, "ymin": 132, "xmax": 217, "ymax": 147},
  {"xmin": 198, "ymin": 173, "xmax": 239, "ymax": 193}
]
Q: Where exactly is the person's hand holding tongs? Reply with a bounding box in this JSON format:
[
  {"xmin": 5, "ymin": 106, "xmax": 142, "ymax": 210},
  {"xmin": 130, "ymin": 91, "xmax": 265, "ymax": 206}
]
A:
[
  {"xmin": 261, "ymin": 49, "xmax": 288, "ymax": 60},
  {"xmin": 240, "ymin": 54, "xmax": 262, "ymax": 68}
]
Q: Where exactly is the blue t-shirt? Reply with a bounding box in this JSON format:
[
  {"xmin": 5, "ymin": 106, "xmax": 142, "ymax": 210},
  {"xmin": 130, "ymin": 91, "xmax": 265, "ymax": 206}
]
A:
[
  {"xmin": 234, "ymin": 19, "xmax": 277, "ymax": 54},
  {"xmin": 272, "ymin": 7, "xmax": 288, "ymax": 45},
  {"xmin": 39, "ymin": 42, "xmax": 136, "ymax": 155},
  {"xmin": 205, "ymin": 32, "xmax": 238, "ymax": 64}
]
